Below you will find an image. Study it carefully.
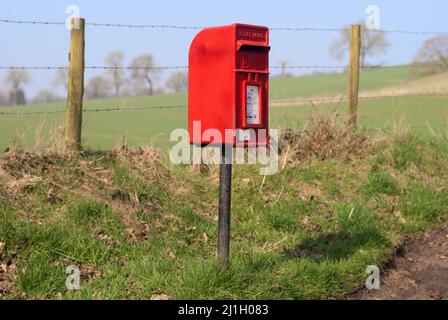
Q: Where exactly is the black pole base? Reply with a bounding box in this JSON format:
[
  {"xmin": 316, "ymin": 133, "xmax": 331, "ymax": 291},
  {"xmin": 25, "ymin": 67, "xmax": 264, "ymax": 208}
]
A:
[{"xmin": 218, "ymin": 146, "xmax": 232, "ymax": 267}]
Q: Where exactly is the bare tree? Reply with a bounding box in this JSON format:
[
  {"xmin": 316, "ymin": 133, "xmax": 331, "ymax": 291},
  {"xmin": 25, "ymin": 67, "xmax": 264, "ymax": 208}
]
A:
[
  {"xmin": 329, "ymin": 22, "xmax": 389, "ymax": 66},
  {"xmin": 4, "ymin": 69, "xmax": 32, "ymax": 105},
  {"xmin": 129, "ymin": 53, "xmax": 158, "ymax": 95},
  {"xmin": 278, "ymin": 59, "xmax": 293, "ymax": 77},
  {"xmin": 105, "ymin": 50, "xmax": 125, "ymax": 96},
  {"xmin": 85, "ymin": 76, "xmax": 111, "ymax": 99},
  {"xmin": 52, "ymin": 69, "xmax": 69, "ymax": 91},
  {"xmin": 0, "ymin": 90, "xmax": 8, "ymax": 106},
  {"xmin": 412, "ymin": 36, "xmax": 448, "ymax": 76},
  {"xmin": 166, "ymin": 71, "xmax": 188, "ymax": 93},
  {"xmin": 32, "ymin": 90, "xmax": 63, "ymax": 104}
]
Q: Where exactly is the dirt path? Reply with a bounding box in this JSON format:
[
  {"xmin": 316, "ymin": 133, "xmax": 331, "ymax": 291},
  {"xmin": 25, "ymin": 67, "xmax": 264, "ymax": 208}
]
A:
[{"xmin": 351, "ymin": 225, "xmax": 448, "ymax": 300}]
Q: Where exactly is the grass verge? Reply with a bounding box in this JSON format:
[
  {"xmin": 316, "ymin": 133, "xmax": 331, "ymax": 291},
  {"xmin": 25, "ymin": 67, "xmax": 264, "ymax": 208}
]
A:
[{"xmin": 0, "ymin": 118, "xmax": 447, "ymax": 299}]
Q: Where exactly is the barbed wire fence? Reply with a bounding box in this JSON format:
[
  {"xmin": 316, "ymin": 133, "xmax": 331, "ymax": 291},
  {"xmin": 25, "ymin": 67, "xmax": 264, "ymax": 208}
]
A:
[
  {"xmin": 0, "ymin": 63, "xmax": 442, "ymax": 71},
  {"xmin": 2, "ymin": 18, "xmax": 447, "ymax": 34},
  {"xmin": 0, "ymin": 17, "xmax": 446, "ymax": 150}
]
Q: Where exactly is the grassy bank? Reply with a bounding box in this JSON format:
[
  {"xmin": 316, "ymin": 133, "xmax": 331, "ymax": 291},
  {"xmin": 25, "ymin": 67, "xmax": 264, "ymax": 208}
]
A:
[{"xmin": 1, "ymin": 117, "xmax": 447, "ymax": 299}]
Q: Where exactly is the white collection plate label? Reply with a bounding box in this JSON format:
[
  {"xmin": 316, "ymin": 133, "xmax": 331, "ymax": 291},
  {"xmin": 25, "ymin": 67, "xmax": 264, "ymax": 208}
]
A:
[{"xmin": 246, "ymin": 85, "xmax": 260, "ymax": 125}]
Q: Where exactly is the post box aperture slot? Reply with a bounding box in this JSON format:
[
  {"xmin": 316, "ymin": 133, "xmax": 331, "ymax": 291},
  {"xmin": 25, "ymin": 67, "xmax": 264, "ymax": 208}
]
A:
[
  {"xmin": 236, "ymin": 41, "xmax": 270, "ymax": 52},
  {"xmin": 242, "ymin": 80, "xmax": 263, "ymax": 128},
  {"xmin": 236, "ymin": 43, "xmax": 269, "ymax": 73}
]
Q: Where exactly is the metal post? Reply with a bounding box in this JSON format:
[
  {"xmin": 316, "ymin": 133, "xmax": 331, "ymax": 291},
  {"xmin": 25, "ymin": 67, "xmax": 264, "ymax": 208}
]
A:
[{"xmin": 218, "ymin": 145, "xmax": 232, "ymax": 267}]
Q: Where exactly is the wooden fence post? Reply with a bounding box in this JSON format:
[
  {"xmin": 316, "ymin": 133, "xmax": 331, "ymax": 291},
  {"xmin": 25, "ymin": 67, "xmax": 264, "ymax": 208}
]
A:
[
  {"xmin": 348, "ymin": 24, "xmax": 361, "ymax": 128},
  {"xmin": 66, "ymin": 17, "xmax": 85, "ymax": 152}
]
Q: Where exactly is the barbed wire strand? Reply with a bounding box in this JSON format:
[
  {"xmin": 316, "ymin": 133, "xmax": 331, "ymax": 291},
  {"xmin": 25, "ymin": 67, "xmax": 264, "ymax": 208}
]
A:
[
  {"xmin": 1, "ymin": 19, "xmax": 447, "ymax": 35},
  {"xmin": 2, "ymin": 92, "xmax": 446, "ymax": 116},
  {"xmin": 86, "ymin": 21, "xmax": 204, "ymax": 30},
  {"xmin": 274, "ymin": 93, "xmax": 447, "ymax": 104},
  {"xmin": 367, "ymin": 29, "xmax": 448, "ymax": 36},
  {"xmin": 0, "ymin": 64, "xmax": 441, "ymax": 71},
  {"xmin": 0, "ymin": 19, "xmax": 65, "ymax": 26},
  {"xmin": 0, "ymin": 66, "xmax": 188, "ymax": 70},
  {"xmin": 85, "ymin": 66, "xmax": 188, "ymax": 70},
  {"xmin": 0, "ymin": 105, "xmax": 186, "ymax": 116},
  {"xmin": 272, "ymin": 27, "xmax": 448, "ymax": 36}
]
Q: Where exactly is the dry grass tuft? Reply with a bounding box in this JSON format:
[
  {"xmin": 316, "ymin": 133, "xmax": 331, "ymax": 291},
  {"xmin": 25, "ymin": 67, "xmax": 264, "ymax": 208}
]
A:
[
  {"xmin": 44, "ymin": 122, "xmax": 66, "ymax": 156},
  {"xmin": 0, "ymin": 152, "xmax": 47, "ymax": 194},
  {"xmin": 279, "ymin": 111, "xmax": 372, "ymax": 162},
  {"xmin": 110, "ymin": 144, "xmax": 167, "ymax": 181},
  {"xmin": 0, "ymin": 170, "xmax": 43, "ymax": 194},
  {"xmin": 6, "ymin": 118, "xmax": 67, "ymax": 157},
  {"xmin": 389, "ymin": 116, "xmax": 412, "ymax": 142}
]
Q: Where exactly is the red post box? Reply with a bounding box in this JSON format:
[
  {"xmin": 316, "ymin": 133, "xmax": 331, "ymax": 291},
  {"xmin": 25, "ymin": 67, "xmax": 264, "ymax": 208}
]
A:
[{"xmin": 188, "ymin": 23, "xmax": 270, "ymax": 147}]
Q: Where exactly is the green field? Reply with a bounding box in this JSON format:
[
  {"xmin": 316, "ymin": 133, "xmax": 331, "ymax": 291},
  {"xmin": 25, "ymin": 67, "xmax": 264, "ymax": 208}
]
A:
[
  {"xmin": 0, "ymin": 66, "xmax": 446, "ymax": 151},
  {"xmin": 270, "ymin": 64, "xmax": 413, "ymax": 99}
]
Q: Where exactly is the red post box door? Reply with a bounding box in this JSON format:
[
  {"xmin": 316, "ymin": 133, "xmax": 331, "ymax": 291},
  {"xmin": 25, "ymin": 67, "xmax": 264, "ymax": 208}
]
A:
[{"xmin": 234, "ymin": 25, "xmax": 270, "ymax": 147}]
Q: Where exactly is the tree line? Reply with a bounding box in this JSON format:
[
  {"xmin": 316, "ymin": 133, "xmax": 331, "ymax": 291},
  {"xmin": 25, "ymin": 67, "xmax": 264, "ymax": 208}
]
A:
[
  {"xmin": 1, "ymin": 27, "xmax": 447, "ymax": 107},
  {"xmin": 328, "ymin": 21, "xmax": 448, "ymax": 77},
  {"xmin": 278, "ymin": 22, "xmax": 448, "ymax": 79},
  {"xmin": 0, "ymin": 51, "xmax": 188, "ymax": 106}
]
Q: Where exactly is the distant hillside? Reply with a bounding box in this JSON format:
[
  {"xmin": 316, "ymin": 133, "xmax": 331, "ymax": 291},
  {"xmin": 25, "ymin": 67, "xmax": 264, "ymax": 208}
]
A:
[
  {"xmin": 270, "ymin": 65, "xmax": 413, "ymax": 100},
  {"xmin": 0, "ymin": 65, "xmax": 416, "ymax": 112}
]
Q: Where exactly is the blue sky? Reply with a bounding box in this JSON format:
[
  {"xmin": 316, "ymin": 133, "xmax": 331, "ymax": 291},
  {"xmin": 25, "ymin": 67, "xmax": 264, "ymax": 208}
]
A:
[{"xmin": 0, "ymin": 0, "xmax": 446, "ymax": 96}]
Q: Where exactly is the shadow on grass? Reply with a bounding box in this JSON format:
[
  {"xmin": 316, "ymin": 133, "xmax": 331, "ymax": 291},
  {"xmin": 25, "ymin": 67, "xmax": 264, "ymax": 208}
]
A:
[{"xmin": 283, "ymin": 228, "xmax": 387, "ymax": 262}]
